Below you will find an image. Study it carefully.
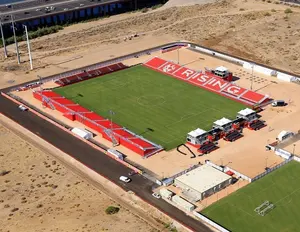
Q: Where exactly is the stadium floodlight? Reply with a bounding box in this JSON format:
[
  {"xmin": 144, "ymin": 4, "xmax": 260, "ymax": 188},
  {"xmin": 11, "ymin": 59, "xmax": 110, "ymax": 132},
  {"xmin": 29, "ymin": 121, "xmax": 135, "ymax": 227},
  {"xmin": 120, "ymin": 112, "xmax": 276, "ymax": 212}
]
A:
[
  {"xmin": 293, "ymin": 144, "xmax": 296, "ymax": 155},
  {"xmin": 108, "ymin": 110, "xmax": 116, "ymax": 146},
  {"xmin": 11, "ymin": 6, "xmax": 20, "ymax": 64},
  {"xmin": 0, "ymin": 19, "xmax": 8, "ymax": 58},
  {"xmin": 23, "ymin": 25, "xmax": 33, "ymax": 70},
  {"xmin": 250, "ymin": 63, "xmax": 254, "ymax": 90}
]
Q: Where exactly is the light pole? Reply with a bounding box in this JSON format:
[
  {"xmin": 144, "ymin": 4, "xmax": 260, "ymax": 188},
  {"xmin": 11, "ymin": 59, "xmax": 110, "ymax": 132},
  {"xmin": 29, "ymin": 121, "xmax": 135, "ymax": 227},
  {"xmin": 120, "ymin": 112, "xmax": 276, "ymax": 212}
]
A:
[
  {"xmin": 11, "ymin": 13, "xmax": 20, "ymax": 64},
  {"xmin": 23, "ymin": 25, "xmax": 33, "ymax": 70},
  {"xmin": 293, "ymin": 144, "xmax": 296, "ymax": 155},
  {"xmin": 108, "ymin": 110, "xmax": 115, "ymax": 146},
  {"xmin": 250, "ymin": 63, "xmax": 254, "ymax": 90},
  {"xmin": 109, "ymin": 110, "xmax": 115, "ymax": 131},
  {"xmin": 177, "ymin": 47, "xmax": 179, "ymax": 64},
  {"xmin": 0, "ymin": 19, "xmax": 8, "ymax": 58}
]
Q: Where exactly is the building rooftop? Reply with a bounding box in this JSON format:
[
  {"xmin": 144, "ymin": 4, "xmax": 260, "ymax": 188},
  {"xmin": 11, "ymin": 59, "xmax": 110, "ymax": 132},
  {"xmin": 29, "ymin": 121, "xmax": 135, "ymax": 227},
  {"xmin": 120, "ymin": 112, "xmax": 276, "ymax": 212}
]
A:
[
  {"xmin": 238, "ymin": 108, "xmax": 256, "ymax": 117},
  {"xmin": 215, "ymin": 66, "xmax": 228, "ymax": 73},
  {"xmin": 175, "ymin": 164, "xmax": 231, "ymax": 194},
  {"xmin": 187, "ymin": 128, "xmax": 207, "ymax": 138},
  {"xmin": 213, "ymin": 117, "xmax": 232, "ymax": 127}
]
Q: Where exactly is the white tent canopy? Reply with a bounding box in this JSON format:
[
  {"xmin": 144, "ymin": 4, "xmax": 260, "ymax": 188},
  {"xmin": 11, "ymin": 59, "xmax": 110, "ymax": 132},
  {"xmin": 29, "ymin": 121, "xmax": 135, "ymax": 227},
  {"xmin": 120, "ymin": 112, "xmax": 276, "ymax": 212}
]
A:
[
  {"xmin": 277, "ymin": 130, "xmax": 294, "ymax": 142},
  {"xmin": 71, "ymin": 127, "xmax": 93, "ymax": 140}
]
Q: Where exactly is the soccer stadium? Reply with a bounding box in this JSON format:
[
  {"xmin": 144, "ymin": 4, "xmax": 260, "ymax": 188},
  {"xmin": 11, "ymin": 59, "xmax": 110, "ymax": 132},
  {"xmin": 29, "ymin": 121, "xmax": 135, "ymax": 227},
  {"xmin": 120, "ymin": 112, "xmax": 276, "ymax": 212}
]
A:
[
  {"xmin": 6, "ymin": 42, "xmax": 300, "ymax": 232},
  {"xmin": 53, "ymin": 63, "xmax": 245, "ymax": 151}
]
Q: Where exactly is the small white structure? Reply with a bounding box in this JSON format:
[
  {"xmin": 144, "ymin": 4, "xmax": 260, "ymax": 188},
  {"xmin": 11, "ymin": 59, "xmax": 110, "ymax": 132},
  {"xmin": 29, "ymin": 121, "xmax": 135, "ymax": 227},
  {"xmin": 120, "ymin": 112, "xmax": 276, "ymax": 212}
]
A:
[
  {"xmin": 71, "ymin": 128, "xmax": 93, "ymax": 140},
  {"xmin": 174, "ymin": 164, "xmax": 232, "ymax": 201},
  {"xmin": 107, "ymin": 149, "xmax": 124, "ymax": 160},
  {"xmin": 213, "ymin": 117, "xmax": 232, "ymax": 131},
  {"xmin": 186, "ymin": 128, "xmax": 208, "ymax": 145},
  {"xmin": 159, "ymin": 188, "xmax": 174, "ymax": 199},
  {"xmin": 237, "ymin": 108, "xmax": 257, "ymax": 121},
  {"xmin": 213, "ymin": 66, "xmax": 231, "ymax": 79},
  {"xmin": 171, "ymin": 195, "xmax": 195, "ymax": 212},
  {"xmin": 277, "ymin": 131, "xmax": 294, "ymax": 142}
]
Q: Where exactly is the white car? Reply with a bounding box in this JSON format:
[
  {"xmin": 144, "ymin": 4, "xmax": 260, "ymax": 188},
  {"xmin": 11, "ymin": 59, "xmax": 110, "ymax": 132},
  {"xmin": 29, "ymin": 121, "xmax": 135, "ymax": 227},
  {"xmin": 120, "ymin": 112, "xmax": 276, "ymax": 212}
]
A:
[
  {"xmin": 18, "ymin": 105, "xmax": 28, "ymax": 112},
  {"xmin": 119, "ymin": 176, "xmax": 131, "ymax": 183},
  {"xmin": 152, "ymin": 192, "xmax": 161, "ymax": 199}
]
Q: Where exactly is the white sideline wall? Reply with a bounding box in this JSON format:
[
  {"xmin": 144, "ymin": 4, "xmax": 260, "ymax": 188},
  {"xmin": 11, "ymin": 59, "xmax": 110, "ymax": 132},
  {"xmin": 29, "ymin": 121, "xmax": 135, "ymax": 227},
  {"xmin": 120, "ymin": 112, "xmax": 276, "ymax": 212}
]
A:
[
  {"xmin": 193, "ymin": 46, "xmax": 244, "ymax": 65},
  {"xmin": 277, "ymin": 72, "xmax": 295, "ymax": 82},
  {"xmin": 205, "ymin": 160, "xmax": 224, "ymax": 172},
  {"xmin": 275, "ymin": 148, "xmax": 292, "ymax": 159},
  {"xmin": 190, "ymin": 44, "xmax": 300, "ymax": 83},
  {"xmin": 193, "ymin": 211, "xmax": 230, "ymax": 232}
]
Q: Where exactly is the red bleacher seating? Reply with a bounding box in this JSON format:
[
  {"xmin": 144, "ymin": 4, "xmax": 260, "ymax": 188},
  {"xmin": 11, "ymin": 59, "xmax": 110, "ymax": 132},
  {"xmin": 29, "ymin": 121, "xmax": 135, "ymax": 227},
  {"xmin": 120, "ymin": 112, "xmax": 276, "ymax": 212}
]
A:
[
  {"xmin": 143, "ymin": 57, "xmax": 271, "ymax": 107},
  {"xmin": 55, "ymin": 63, "xmax": 128, "ymax": 86}
]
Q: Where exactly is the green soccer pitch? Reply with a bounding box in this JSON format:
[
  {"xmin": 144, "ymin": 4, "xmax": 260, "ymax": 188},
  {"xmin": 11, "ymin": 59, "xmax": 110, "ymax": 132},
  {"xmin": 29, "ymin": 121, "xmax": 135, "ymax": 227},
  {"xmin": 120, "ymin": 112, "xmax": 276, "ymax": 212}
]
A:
[
  {"xmin": 202, "ymin": 161, "xmax": 300, "ymax": 232},
  {"xmin": 54, "ymin": 65, "xmax": 244, "ymax": 150}
]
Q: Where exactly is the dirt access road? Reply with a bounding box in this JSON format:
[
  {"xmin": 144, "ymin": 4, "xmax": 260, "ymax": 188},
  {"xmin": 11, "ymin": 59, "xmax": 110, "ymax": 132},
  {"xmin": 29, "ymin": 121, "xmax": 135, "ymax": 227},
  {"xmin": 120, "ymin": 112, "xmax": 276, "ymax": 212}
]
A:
[{"xmin": 0, "ymin": 115, "xmax": 167, "ymax": 232}]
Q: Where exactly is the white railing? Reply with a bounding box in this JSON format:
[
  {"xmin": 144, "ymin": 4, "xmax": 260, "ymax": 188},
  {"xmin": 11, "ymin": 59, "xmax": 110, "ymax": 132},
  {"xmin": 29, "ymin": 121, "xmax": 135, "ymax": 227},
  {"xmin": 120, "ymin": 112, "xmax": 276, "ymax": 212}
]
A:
[
  {"xmin": 35, "ymin": 91, "xmax": 162, "ymax": 152},
  {"xmin": 251, "ymin": 157, "xmax": 293, "ymax": 182},
  {"xmin": 193, "ymin": 211, "xmax": 230, "ymax": 232}
]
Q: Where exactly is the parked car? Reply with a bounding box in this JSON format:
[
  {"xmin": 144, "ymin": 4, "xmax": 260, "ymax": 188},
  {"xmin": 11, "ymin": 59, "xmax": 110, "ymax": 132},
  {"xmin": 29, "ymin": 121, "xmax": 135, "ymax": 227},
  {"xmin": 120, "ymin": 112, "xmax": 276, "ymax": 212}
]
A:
[
  {"xmin": 18, "ymin": 105, "xmax": 28, "ymax": 112},
  {"xmin": 119, "ymin": 176, "xmax": 131, "ymax": 183},
  {"xmin": 152, "ymin": 192, "xmax": 161, "ymax": 199},
  {"xmin": 128, "ymin": 170, "xmax": 136, "ymax": 176},
  {"xmin": 271, "ymin": 100, "xmax": 286, "ymax": 107}
]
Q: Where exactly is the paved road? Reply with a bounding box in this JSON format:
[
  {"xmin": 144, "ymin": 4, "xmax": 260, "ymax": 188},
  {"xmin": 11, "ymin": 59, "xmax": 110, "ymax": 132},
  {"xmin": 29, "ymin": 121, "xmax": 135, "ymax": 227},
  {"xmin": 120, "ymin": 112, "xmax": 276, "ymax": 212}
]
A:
[
  {"xmin": 0, "ymin": 0, "xmax": 127, "ymax": 23},
  {"xmin": 0, "ymin": 94, "xmax": 211, "ymax": 232}
]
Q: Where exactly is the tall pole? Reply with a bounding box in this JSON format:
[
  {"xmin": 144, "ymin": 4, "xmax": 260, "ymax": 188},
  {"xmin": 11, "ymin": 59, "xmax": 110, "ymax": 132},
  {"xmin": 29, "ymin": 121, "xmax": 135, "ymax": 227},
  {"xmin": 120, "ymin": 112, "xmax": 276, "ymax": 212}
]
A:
[
  {"xmin": 11, "ymin": 14, "xmax": 20, "ymax": 64},
  {"xmin": 109, "ymin": 110, "xmax": 115, "ymax": 146},
  {"xmin": 251, "ymin": 64, "xmax": 254, "ymax": 90},
  {"xmin": 23, "ymin": 25, "xmax": 33, "ymax": 70},
  {"xmin": 293, "ymin": 144, "xmax": 296, "ymax": 155},
  {"xmin": 0, "ymin": 19, "xmax": 8, "ymax": 58}
]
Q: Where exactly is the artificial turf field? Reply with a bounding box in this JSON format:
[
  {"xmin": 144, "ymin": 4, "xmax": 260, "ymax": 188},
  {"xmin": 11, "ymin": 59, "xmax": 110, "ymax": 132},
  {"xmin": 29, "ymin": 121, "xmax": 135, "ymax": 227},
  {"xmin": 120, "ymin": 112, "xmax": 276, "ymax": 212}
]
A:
[
  {"xmin": 54, "ymin": 65, "xmax": 244, "ymax": 150},
  {"xmin": 202, "ymin": 161, "xmax": 300, "ymax": 232}
]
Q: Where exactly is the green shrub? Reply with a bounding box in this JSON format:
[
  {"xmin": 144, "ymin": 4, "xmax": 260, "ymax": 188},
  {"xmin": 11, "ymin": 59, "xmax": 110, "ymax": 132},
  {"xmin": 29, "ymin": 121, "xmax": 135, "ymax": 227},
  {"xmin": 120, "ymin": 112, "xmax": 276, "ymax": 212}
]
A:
[
  {"xmin": 0, "ymin": 25, "xmax": 63, "ymax": 48},
  {"xmin": 105, "ymin": 206, "xmax": 120, "ymax": 215},
  {"xmin": 285, "ymin": 8, "xmax": 293, "ymax": 14},
  {"xmin": 141, "ymin": 8, "xmax": 149, "ymax": 13}
]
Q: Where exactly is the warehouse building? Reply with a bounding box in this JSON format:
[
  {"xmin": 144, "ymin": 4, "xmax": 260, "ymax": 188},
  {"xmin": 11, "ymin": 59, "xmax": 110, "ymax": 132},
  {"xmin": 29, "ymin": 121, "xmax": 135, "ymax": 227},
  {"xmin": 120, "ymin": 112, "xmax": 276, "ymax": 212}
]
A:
[{"xmin": 174, "ymin": 164, "xmax": 232, "ymax": 202}]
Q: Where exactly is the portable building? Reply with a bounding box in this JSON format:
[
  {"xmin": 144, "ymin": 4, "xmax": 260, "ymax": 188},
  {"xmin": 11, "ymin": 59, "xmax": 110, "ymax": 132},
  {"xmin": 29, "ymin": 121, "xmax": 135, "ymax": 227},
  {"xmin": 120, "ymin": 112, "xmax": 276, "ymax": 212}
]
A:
[
  {"xmin": 71, "ymin": 128, "xmax": 93, "ymax": 140},
  {"xmin": 174, "ymin": 164, "xmax": 232, "ymax": 201},
  {"xmin": 159, "ymin": 188, "xmax": 174, "ymax": 199},
  {"xmin": 171, "ymin": 195, "xmax": 195, "ymax": 212},
  {"xmin": 277, "ymin": 131, "xmax": 294, "ymax": 142},
  {"xmin": 107, "ymin": 149, "xmax": 124, "ymax": 160}
]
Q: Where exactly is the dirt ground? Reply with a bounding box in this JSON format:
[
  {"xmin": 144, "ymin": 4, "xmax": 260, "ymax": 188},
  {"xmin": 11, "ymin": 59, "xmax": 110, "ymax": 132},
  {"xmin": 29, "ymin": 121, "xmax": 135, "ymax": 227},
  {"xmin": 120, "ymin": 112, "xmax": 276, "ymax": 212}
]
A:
[
  {"xmin": 1, "ymin": 0, "xmax": 300, "ymax": 230},
  {"xmin": 0, "ymin": 117, "xmax": 163, "ymax": 232}
]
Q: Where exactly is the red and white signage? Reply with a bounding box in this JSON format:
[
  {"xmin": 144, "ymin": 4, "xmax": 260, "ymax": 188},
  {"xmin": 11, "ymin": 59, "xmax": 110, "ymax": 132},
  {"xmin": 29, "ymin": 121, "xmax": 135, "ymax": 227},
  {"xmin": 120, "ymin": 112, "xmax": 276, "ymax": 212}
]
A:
[
  {"xmin": 173, "ymin": 67, "xmax": 198, "ymax": 80},
  {"xmin": 158, "ymin": 62, "xmax": 181, "ymax": 74},
  {"xmin": 205, "ymin": 78, "xmax": 230, "ymax": 92},
  {"xmin": 144, "ymin": 57, "xmax": 167, "ymax": 69},
  {"xmin": 222, "ymin": 84, "xmax": 247, "ymax": 97},
  {"xmin": 143, "ymin": 57, "xmax": 269, "ymax": 105}
]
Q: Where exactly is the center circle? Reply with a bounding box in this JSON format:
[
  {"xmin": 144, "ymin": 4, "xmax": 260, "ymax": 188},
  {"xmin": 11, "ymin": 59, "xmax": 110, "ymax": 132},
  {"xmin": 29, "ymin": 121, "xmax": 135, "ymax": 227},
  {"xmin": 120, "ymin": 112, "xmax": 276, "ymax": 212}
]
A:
[{"xmin": 137, "ymin": 95, "xmax": 165, "ymax": 106}]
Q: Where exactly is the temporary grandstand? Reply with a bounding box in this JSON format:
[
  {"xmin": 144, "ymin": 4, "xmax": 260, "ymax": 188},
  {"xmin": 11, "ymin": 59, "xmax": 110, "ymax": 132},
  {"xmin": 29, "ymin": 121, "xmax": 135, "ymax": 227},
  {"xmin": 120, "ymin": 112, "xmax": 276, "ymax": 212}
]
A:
[
  {"xmin": 144, "ymin": 57, "xmax": 272, "ymax": 107},
  {"xmin": 54, "ymin": 63, "xmax": 128, "ymax": 86},
  {"xmin": 33, "ymin": 90, "xmax": 163, "ymax": 157}
]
